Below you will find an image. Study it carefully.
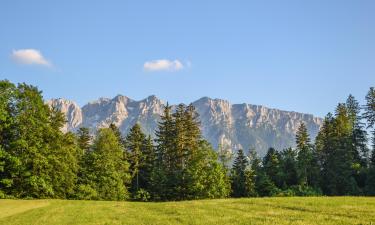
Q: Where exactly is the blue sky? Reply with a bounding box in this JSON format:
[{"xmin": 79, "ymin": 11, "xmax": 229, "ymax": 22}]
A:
[{"xmin": 1, "ymin": 0, "xmax": 374, "ymax": 117}]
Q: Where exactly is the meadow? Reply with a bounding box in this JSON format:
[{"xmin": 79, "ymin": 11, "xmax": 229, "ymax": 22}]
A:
[{"xmin": 0, "ymin": 197, "xmax": 374, "ymax": 225}]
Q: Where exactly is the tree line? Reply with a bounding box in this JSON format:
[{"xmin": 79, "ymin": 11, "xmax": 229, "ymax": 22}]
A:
[{"xmin": 0, "ymin": 80, "xmax": 374, "ymax": 201}]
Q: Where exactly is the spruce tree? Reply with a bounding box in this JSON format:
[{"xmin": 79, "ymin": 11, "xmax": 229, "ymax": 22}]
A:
[
  {"xmin": 77, "ymin": 127, "xmax": 91, "ymax": 152},
  {"xmin": 317, "ymin": 105, "xmax": 359, "ymax": 195},
  {"xmin": 230, "ymin": 149, "xmax": 255, "ymax": 197},
  {"xmin": 280, "ymin": 148, "xmax": 298, "ymax": 187},
  {"xmin": 295, "ymin": 123, "xmax": 319, "ymax": 187},
  {"xmin": 125, "ymin": 123, "xmax": 146, "ymax": 196},
  {"xmin": 153, "ymin": 103, "xmax": 174, "ymax": 200},
  {"xmin": 230, "ymin": 149, "xmax": 248, "ymax": 197},
  {"xmin": 364, "ymin": 87, "xmax": 375, "ymax": 194},
  {"xmin": 263, "ymin": 147, "xmax": 282, "ymax": 188}
]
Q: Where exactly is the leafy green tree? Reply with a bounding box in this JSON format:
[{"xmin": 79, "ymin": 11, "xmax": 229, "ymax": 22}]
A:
[
  {"xmin": 8, "ymin": 83, "xmax": 55, "ymax": 198},
  {"xmin": 49, "ymin": 132, "xmax": 80, "ymax": 198},
  {"xmin": 78, "ymin": 128, "xmax": 130, "ymax": 200},
  {"xmin": 187, "ymin": 140, "xmax": 230, "ymax": 199}
]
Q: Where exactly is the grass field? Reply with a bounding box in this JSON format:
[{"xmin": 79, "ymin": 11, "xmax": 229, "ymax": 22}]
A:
[{"xmin": 0, "ymin": 197, "xmax": 374, "ymax": 225}]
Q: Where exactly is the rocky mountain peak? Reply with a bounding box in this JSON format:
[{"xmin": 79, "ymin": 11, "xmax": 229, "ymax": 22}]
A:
[{"xmin": 47, "ymin": 95, "xmax": 323, "ymax": 156}]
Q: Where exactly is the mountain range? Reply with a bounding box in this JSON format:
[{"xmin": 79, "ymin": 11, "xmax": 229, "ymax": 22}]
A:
[{"xmin": 47, "ymin": 95, "xmax": 323, "ymax": 156}]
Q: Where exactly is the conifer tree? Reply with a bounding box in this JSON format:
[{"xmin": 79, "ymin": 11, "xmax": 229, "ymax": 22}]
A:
[
  {"xmin": 153, "ymin": 103, "xmax": 174, "ymax": 199},
  {"xmin": 263, "ymin": 147, "xmax": 282, "ymax": 188},
  {"xmin": 125, "ymin": 123, "xmax": 146, "ymax": 196},
  {"xmin": 317, "ymin": 105, "xmax": 359, "ymax": 195},
  {"xmin": 77, "ymin": 127, "xmax": 91, "ymax": 152},
  {"xmin": 364, "ymin": 87, "xmax": 375, "ymax": 194},
  {"xmin": 139, "ymin": 135, "xmax": 155, "ymax": 194},
  {"xmin": 364, "ymin": 87, "xmax": 375, "ymax": 154},
  {"xmin": 230, "ymin": 149, "xmax": 248, "ymax": 197},
  {"xmin": 280, "ymin": 148, "xmax": 298, "ymax": 187},
  {"xmin": 295, "ymin": 123, "xmax": 319, "ymax": 187}
]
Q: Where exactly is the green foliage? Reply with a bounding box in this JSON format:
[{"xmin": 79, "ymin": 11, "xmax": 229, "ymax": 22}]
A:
[
  {"xmin": 153, "ymin": 104, "xmax": 229, "ymax": 200},
  {"xmin": 280, "ymin": 148, "xmax": 299, "ymax": 187},
  {"xmin": 295, "ymin": 123, "xmax": 320, "ymax": 187},
  {"xmin": 277, "ymin": 185, "xmax": 322, "ymax": 197},
  {"xmin": 125, "ymin": 124, "xmax": 156, "ymax": 198},
  {"xmin": 133, "ymin": 188, "xmax": 151, "ymax": 202},
  {"xmin": 263, "ymin": 148, "xmax": 283, "ymax": 188},
  {"xmin": 254, "ymin": 171, "xmax": 280, "ymax": 197},
  {"xmin": 78, "ymin": 128, "xmax": 130, "ymax": 200},
  {"xmin": 77, "ymin": 127, "xmax": 91, "ymax": 152},
  {"xmin": 1, "ymin": 80, "xmax": 375, "ymax": 200},
  {"xmin": 230, "ymin": 149, "xmax": 256, "ymax": 197}
]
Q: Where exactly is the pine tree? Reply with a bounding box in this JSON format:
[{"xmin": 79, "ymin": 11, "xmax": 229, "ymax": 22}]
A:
[
  {"xmin": 263, "ymin": 147, "xmax": 282, "ymax": 188},
  {"xmin": 77, "ymin": 127, "xmax": 91, "ymax": 152},
  {"xmin": 230, "ymin": 149, "xmax": 255, "ymax": 197},
  {"xmin": 346, "ymin": 95, "xmax": 368, "ymax": 164},
  {"xmin": 317, "ymin": 105, "xmax": 359, "ymax": 195},
  {"xmin": 109, "ymin": 123, "xmax": 125, "ymax": 148},
  {"xmin": 153, "ymin": 103, "xmax": 229, "ymax": 200},
  {"xmin": 364, "ymin": 87, "xmax": 375, "ymax": 195},
  {"xmin": 139, "ymin": 135, "xmax": 155, "ymax": 197},
  {"xmin": 153, "ymin": 103, "xmax": 175, "ymax": 200},
  {"xmin": 230, "ymin": 149, "xmax": 248, "ymax": 197},
  {"xmin": 280, "ymin": 148, "xmax": 298, "ymax": 187},
  {"xmin": 295, "ymin": 123, "xmax": 319, "ymax": 187},
  {"xmin": 125, "ymin": 123, "xmax": 146, "ymax": 196},
  {"xmin": 346, "ymin": 95, "xmax": 368, "ymax": 190}
]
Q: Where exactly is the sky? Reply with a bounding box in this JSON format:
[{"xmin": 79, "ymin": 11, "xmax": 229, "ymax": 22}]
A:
[{"xmin": 0, "ymin": 0, "xmax": 374, "ymax": 117}]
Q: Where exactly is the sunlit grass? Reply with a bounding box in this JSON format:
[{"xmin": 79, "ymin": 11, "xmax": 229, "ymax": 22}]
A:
[{"xmin": 0, "ymin": 197, "xmax": 374, "ymax": 225}]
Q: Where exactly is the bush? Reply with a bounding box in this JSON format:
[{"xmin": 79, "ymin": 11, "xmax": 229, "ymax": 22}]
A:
[
  {"xmin": 277, "ymin": 185, "xmax": 322, "ymax": 197},
  {"xmin": 75, "ymin": 184, "xmax": 98, "ymax": 200},
  {"xmin": 133, "ymin": 189, "xmax": 151, "ymax": 202}
]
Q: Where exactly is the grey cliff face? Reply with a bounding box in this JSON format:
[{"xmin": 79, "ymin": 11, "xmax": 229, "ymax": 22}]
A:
[
  {"xmin": 48, "ymin": 95, "xmax": 322, "ymax": 156},
  {"xmin": 46, "ymin": 98, "xmax": 82, "ymax": 133}
]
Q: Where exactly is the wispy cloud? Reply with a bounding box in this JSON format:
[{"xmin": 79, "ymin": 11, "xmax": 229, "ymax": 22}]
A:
[
  {"xmin": 11, "ymin": 49, "xmax": 52, "ymax": 67},
  {"xmin": 143, "ymin": 59, "xmax": 185, "ymax": 72}
]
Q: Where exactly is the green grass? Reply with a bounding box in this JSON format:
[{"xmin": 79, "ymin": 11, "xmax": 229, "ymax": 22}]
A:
[{"xmin": 0, "ymin": 197, "xmax": 374, "ymax": 225}]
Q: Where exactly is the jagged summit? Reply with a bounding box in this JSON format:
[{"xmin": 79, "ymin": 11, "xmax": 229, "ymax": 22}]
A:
[{"xmin": 47, "ymin": 95, "xmax": 322, "ymax": 156}]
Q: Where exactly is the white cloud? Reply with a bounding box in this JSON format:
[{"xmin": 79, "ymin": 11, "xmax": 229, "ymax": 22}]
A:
[
  {"xmin": 143, "ymin": 59, "xmax": 184, "ymax": 72},
  {"xmin": 11, "ymin": 49, "xmax": 51, "ymax": 67}
]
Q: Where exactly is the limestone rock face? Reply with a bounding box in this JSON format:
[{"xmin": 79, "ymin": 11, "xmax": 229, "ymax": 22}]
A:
[
  {"xmin": 47, "ymin": 95, "xmax": 322, "ymax": 156},
  {"xmin": 46, "ymin": 98, "xmax": 82, "ymax": 133}
]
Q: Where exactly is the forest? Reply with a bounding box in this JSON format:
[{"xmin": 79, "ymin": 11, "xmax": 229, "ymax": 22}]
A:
[{"xmin": 0, "ymin": 79, "xmax": 375, "ymax": 201}]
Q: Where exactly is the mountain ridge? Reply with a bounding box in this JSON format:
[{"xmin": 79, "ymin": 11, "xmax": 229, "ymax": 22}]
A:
[{"xmin": 47, "ymin": 95, "xmax": 323, "ymax": 156}]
